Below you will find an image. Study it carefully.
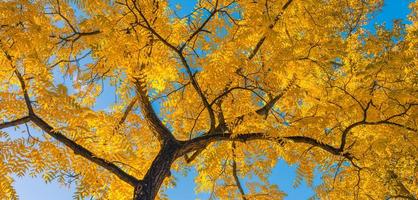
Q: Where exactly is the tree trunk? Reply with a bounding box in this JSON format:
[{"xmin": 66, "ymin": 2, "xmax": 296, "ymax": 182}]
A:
[{"xmin": 133, "ymin": 141, "xmax": 180, "ymax": 200}]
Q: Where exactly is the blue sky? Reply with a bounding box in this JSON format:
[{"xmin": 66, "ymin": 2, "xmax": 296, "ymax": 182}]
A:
[{"xmin": 12, "ymin": 0, "xmax": 413, "ymax": 199}]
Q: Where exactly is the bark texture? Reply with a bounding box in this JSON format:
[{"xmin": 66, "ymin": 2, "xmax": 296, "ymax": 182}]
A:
[{"xmin": 133, "ymin": 141, "xmax": 180, "ymax": 200}]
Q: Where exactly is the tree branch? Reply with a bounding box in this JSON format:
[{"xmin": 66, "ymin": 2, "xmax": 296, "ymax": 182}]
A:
[
  {"xmin": 6, "ymin": 59, "xmax": 140, "ymax": 187},
  {"xmin": 0, "ymin": 116, "xmax": 31, "ymax": 130},
  {"xmin": 134, "ymin": 76, "xmax": 176, "ymax": 143},
  {"xmin": 340, "ymin": 103, "xmax": 416, "ymax": 151},
  {"xmin": 231, "ymin": 142, "xmax": 247, "ymax": 200},
  {"xmin": 255, "ymin": 76, "xmax": 295, "ymax": 116},
  {"xmin": 117, "ymin": 96, "xmax": 139, "ymax": 127},
  {"xmin": 178, "ymin": 54, "xmax": 217, "ymax": 133},
  {"xmin": 179, "ymin": 132, "xmax": 352, "ymax": 161},
  {"xmin": 14, "ymin": 70, "xmax": 34, "ymax": 115},
  {"xmin": 248, "ymin": 0, "xmax": 294, "ymax": 60},
  {"xmin": 129, "ymin": 0, "xmax": 217, "ymax": 133},
  {"xmin": 371, "ymin": 121, "xmax": 416, "ymax": 132},
  {"xmin": 30, "ymin": 114, "xmax": 140, "ymax": 187},
  {"xmin": 184, "ymin": 148, "xmax": 203, "ymax": 163},
  {"xmin": 180, "ymin": 0, "xmax": 219, "ymax": 51},
  {"xmin": 182, "ymin": 77, "xmax": 296, "ymax": 161},
  {"xmin": 124, "ymin": 3, "xmax": 177, "ymax": 144},
  {"xmin": 130, "ymin": 0, "xmax": 178, "ymax": 52},
  {"xmin": 2, "ymin": 47, "xmax": 34, "ymax": 116}
]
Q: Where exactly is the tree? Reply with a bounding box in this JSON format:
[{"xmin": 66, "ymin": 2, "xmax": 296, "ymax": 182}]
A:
[{"xmin": 0, "ymin": 0, "xmax": 417, "ymax": 199}]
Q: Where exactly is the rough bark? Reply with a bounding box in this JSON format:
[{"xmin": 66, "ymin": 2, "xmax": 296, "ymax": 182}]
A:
[
  {"xmin": 133, "ymin": 141, "xmax": 181, "ymax": 200},
  {"xmin": 30, "ymin": 114, "xmax": 140, "ymax": 186}
]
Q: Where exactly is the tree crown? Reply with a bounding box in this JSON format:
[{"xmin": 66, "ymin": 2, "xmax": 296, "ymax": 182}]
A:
[{"xmin": 0, "ymin": 0, "xmax": 417, "ymax": 199}]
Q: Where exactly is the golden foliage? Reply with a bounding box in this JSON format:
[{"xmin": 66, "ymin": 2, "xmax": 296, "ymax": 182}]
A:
[{"xmin": 0, "ymin": 0, "xmax": 417, "ymax": 199}]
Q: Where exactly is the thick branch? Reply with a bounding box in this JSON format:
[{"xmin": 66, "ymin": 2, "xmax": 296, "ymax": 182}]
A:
[
  {"xmin": 30, "ymin": 114, "xmax": 140, "ymax": 187},
  {"xmin": 129, "ymin": 1, "xmax": 218, "ymax": 133},
  {"xmin": 184, "ymin": 77, "xmax": 296, "ymax": 160},
  {"xmin": 14, "ymin": 70, "xmax": 34, "ymax": 115},
  {"xmin": 179, "ymin": 132, "xmax": 351, "ymax": 161},
  {"xmin": 133, "ymin": 141, "xmax": 180, "ymax": 200},
  {"xmin": 0, "ymin": 116, "xmax": 31, "ymax": 130},
  {"xmin": 134, "ymin": 77, "xmax": 176, "ymax": 143},
  {"xmin": 10, "ymin": 66, "xmax": 139, "ymax": 187},
  {"xmin": 339, "ymin": 120, "xmax": 364, "ymax": 151},
  {"xmin": 130, "ymin": 35, "xmax": 176, "ymax": 143}
]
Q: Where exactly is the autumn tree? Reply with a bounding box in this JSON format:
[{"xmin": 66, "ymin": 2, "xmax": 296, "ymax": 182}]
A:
[{"xmin": 0, "ymin": 0, "xmax": 417, "ymax": 199}]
